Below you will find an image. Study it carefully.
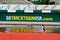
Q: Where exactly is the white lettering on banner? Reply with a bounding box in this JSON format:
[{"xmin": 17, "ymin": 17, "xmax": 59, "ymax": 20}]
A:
[
  {"xmin": 6, "ymin": 16, "xmax": 11, "ymax": 20},
  {"xmin": 42, "ymin": 10, "xmax": 51, "ymax": 13},
  {"xmin": 0, "ymin": 5, "xmax": 60, "ymax": 10},
  {"xmin": 35, "ymin": 16, "xmax": 42, "ymax": 20}
]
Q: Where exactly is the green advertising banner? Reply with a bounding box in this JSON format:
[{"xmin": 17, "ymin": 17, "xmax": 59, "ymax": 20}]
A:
[
  {"xmin": 0, "ymin": 13, "xmax": 60, "ymax": 22},
  {"xmin": 0, "ymin": 10, "xmax": 60, "ymax": 13}
]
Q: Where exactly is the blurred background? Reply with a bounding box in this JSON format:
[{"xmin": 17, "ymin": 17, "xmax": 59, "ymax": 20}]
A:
[
  {"xmin": 0, "ymin": 25, "xmax": 60, "ymax": 33},
  {"xmin": 0, "ymin": 0, "xmax": 60, "ymax": 4}
]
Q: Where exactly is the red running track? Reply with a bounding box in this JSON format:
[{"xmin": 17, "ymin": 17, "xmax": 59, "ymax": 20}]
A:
[{"xmin": 0, "ymin": 32, "xmax": 60, "ymax": 40}]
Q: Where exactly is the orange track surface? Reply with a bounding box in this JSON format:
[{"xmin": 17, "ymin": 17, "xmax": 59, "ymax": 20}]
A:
[{"xmin": 0, "ymin": 32, "xmax": 60, "ymax": 40}]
